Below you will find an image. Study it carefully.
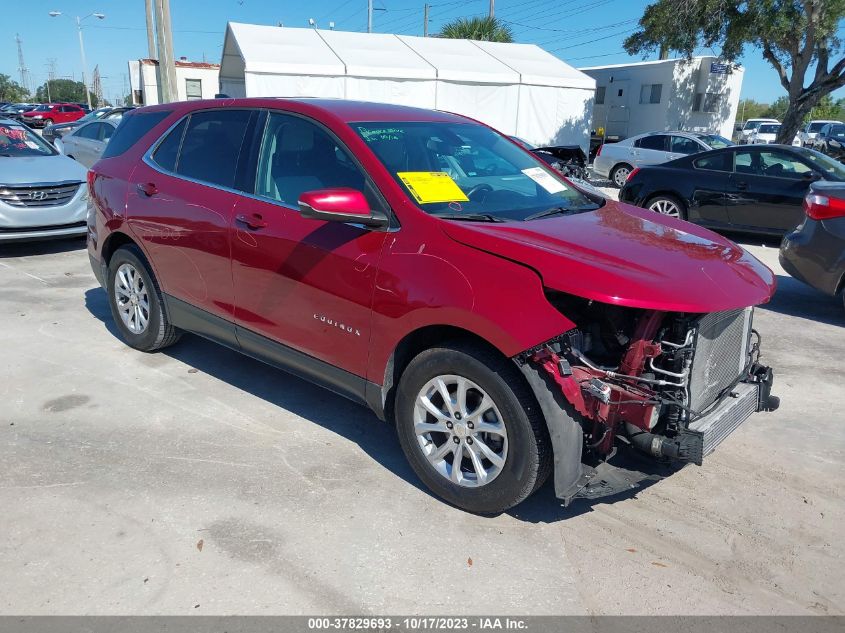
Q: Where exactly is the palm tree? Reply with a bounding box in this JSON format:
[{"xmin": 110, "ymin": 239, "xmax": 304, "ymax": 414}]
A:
[{"xmin": 438, "ymin": 16, "xmax": 513, "ymax": 43}]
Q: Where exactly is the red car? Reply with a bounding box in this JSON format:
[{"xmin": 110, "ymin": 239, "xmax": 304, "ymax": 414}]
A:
[
  {"xmin": 22, "ymin": 102, "xmax": 86, "ymax": 128},
  {"xmin": 87, "ymin": 99, "xmax": 778, "ymax": 513}
]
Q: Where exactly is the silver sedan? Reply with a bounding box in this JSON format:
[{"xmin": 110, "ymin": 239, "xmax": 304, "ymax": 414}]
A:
[
  {"xmin": 57, "ymin": 119, "xmax": 118, "ymax": 168},
  {"xmin": 0, "ymin": 118, "xmax": 89, "ymax": 242}
]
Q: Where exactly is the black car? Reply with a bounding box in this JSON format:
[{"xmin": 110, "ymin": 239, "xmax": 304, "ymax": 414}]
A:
[
  {"xmin": 510, "ymin": 136, "xmax": 588, "ymax": 180},
  {"xmin": 1, "ymin": 103, "xmax": 37, "ymax": 124},
  {"xmin": 811, "ymin": 123, "xmax": 845, "ymax": 161},
  {"xmin": 620, "ymin": 144, "xmax": 845, "ymax": 235},
  {"xmin": 780, "ymin": 181, "xmax": 845, "ymax": 312}
]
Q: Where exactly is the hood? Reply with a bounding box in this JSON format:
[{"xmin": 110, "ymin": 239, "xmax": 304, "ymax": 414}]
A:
[
  {"xmin": 442, "ymin": 202, "xmax": 775, "ymax": 313},
  {"xmin": 0, "ymin": 155, "xmax": 87, "ymax": 186}
]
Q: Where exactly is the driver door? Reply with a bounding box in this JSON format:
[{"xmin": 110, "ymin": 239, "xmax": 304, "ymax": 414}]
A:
[{"xmin": 230, "ymin": 111, "xmax": 390, "ymax": 380}]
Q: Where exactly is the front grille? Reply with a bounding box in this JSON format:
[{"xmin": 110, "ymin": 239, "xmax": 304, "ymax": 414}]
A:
[
  {"xmin": 688, "ymin": 307, "xmax": 753, "ymax": 412},
  {"xmin": 0, "ymin": 182, "xmax": 81, "ymax": 208}
]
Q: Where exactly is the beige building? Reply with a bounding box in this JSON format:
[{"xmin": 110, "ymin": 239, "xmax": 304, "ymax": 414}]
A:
[{"xmin": 128, "ymin": 58, "xmax": 220, "ymax": 106}]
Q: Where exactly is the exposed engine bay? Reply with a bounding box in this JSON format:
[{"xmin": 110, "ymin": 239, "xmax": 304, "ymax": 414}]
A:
[{"xmin": 518, "ymin": 293, "xmax": 779, "ymax": 484}]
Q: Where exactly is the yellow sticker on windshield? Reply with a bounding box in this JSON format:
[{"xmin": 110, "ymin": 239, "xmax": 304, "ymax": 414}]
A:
[{"xmin": 397, "ymin": 171, "xmax": 469, "ymax": 204}]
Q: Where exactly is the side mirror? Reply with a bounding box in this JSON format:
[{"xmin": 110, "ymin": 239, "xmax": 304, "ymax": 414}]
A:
[
  {"xmin": 298, "ymin": 188, "xmax": 389, "ymax": 228},
  {"xmin": 802, "ymin": 171, "xmax": 821, "ymax": 181}
]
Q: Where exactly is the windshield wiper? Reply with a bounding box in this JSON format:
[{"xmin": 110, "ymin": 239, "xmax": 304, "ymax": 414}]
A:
[
  {"xmin": 524, "ymin": 205, "xmax": 599, "ymax": 221},
  {"xmin": 432, "ymin": 212, "xmax": 507, "ymax": 223}
]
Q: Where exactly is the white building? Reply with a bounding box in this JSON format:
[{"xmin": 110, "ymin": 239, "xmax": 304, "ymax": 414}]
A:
[
  {"xmin": 128, "ymin": 58, "xmax": 220, "ymax": 106},
  {"xmin": 579, "ymin": 56, "xmax": 744, "ymax": 139},
  {"xmin": 218, "ymin": 22, "xmax": 596, "ymax": 151}
]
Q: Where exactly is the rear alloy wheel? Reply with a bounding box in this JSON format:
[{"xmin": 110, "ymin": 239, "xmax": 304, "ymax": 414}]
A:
[
  {"xmin": 610, "ymin": 164, "xmax": 633, "ymax": 188},
  {"xmin": 396, "ymin": 343, "xmax": 551, "ymax": 514},
  {"xmin": 107, "ymin": 245, "xmax": 181, "ymax": 352},
  {"xmin": 647, "ymin": 195, "xmax": 684, "ymax": 219}
]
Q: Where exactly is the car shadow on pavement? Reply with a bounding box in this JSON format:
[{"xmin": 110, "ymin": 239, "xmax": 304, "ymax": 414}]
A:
[
  {"xmin": 83, "ymin": 286, "xmax": 425, "ymax": 494},
  {"xmin": 760, "ymin": 274, "xmax": 845, "ymax": 327},
  {"xmin": 0, "ymin": 236, "xmax": 86, "ymax": 259},
  {"xmin": 84, "ymin": 285, "xmax": 681, "ymax": 523}
]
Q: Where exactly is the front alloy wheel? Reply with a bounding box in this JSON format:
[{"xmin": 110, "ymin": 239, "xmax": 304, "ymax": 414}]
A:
[
  {"xmin": 413, "ymin": 375, "xmax": 508, "ymax": 487},
  {"xmin": 395, "ymin": 343, "xmax": 552, "ymax": 514},
  {"xmin": 611, "ymin": 165, "xmax": 632, "ymax": 188}
]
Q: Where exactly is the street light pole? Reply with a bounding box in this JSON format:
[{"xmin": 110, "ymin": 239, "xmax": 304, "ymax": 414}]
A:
[
  {"xmin": 76, "ymin": 16, "xmax": 92, "ymax": 109},
  {"xmin": 49, "ymin": 11, "xmax": 105, "ymax": 110}
]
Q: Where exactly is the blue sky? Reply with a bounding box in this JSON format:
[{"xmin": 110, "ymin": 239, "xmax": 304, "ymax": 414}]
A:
[{"xmin": 2, "ymin": 0, "xmax": 841, "ymax": 106}]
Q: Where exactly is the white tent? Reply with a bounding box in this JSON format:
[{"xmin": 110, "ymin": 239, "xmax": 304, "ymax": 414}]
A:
[{"xmin": 219, "ymin": 22, "xmax": 596, "ymax": 150}]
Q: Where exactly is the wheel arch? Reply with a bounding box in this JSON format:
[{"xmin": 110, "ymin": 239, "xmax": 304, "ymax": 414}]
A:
[
  {"xmin": 101, "ymin": 230, "xmax": 139, "ymax": 267},
  {"xmin": 371, "ymin": 324, "xmax": 522, "ymax": 424}
]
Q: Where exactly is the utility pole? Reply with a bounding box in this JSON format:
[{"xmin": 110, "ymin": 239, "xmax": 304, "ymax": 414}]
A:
[
  {"xmin": 153, "ymin": 0, "xmax": 178, "ymax": 103},
  {"xmin": 367, "ymin": 0, "xmax": 373, "ymax": 33},
  {"xmin": 45, "ymin": 58, "xmax": 58, "ymax": 102},
  {"xmin": 489, "ymin": 0, "xmax": 494, "ymax": 18},
  {"xmin": 423, "ymin": 3, "xmax": 429, "ymax": 36},
  {"xmin": 15, "ymin": 34, "xmax": 32, "ymax": 97},
  {"xmin": 145, "ymin": 0, "xmax": 157, "ymax": 59}
]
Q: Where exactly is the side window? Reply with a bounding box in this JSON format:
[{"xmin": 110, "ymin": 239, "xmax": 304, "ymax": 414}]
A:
[
  {"xmin": 151, "ymin": 118, "xmax": 187, "ymax": 172},
  {"xmin": 101, "ymin": 110, "xmax": 171, "ymax": 159},
  {"xmin": 101, "ymin": 124, "xmax": 115, "ymax": 141},
  {"xmin": 637, "ymin": 135, "xmax": 667, "ymax": 151},
  {"xmin": 759, "ymin": 151, "xmax": 812, "ymax": 179},
  {"xmin": 734, "ymin": 151, "xmax": 757, "ymax": 174},
  {"xmin": 255, "ymin": 112, "xmax": 366, "ymax": 207},
  {"xmin": 670, "ymin": 135, "xmax": 702, "ymax": 155},
  {"xmin": 694, "ymin": 153, "xmax": 731, "ymax": 172},
  {"xmin": 76, "ymin": 123, "xmax": 100, "ymax": 140},
  {"xmin": 175, "ymin": 110, "xmax": 251, "ymax": 188}
]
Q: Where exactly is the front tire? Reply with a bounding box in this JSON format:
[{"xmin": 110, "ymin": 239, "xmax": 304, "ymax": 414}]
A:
[
  {"xmin": 395, "ymin": 342, "xmax": 552, "ymax": 514},
  {"xmin": 646, "ymin": 194, "xmax": 686, "ymax": 219},
  {"xmin": 107, "ymin": 245, "xmax": 180, "ymax": 352},
  {"xmin": 610, "ymin": 163, "xmax": 633, "ymax": 188}
]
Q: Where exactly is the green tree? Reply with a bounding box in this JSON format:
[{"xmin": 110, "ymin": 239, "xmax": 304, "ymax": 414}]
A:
[
  {"xmin": 439, "ymin": 16, "xmax": 513, "ymax": 42},
  {"xmin": 34, "ymin": 79, "xmax": 95, "ymax": 104},
  {"xmin": 0, "ymin": 74, "xmax": 28, "ymax": 102},
  {"xmin": 806, "ymin": 94, "xmax": 845, "ymax": 120},
  {"xmin": 624, "ymin": 0, "xmax": 845, "ymax": 144},
  {"xmin": 762, "ymin": 95, "xmax": 790, "ymax": 119},
  {"xmin": 737, "ymin": 98, "xmax": 770, "ymax": 121}
]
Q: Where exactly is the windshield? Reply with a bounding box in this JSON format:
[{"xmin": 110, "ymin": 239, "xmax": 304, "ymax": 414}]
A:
[
  {"xmin": 809, "ymin": 122, "xmax": 830, "ymax": 133},
  {"xmin": 77, "ymin": 108, "xmax": 110, "ymax": 123},
  {"xmin": 352, "ymin": 121, "xmax": 600, "ymax": 221},
  {"xmin": 829, "ymin": 125, "xmax": 845, "ymax": 137},
  {"xmin": 696, "ymin": 134, "xmax": 733, "ymax": 149},
  {"xmin": 33, "ymin": 105, "xmax": 53, "ymax": 112},
  {"xmin": 0, "ymin": 122, "xmax": 57, "ymax": 157},
  {"xmin": 798, "ymin": 147, "xmax": 845, "ymax": 180},
  {"xmin": 758, "ymin": 124, "xmax": 780, "ymax": 134}
]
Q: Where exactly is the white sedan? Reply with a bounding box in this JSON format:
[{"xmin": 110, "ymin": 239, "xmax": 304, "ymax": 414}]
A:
[{"xmin": 57, "ymin": 119, "xmax": 118, "ymax": 168}]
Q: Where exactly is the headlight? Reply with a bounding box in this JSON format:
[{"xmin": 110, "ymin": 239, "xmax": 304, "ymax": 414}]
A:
[{"xmin": 33, "ymin": 115, "xmax": 43, "ymax": 119}]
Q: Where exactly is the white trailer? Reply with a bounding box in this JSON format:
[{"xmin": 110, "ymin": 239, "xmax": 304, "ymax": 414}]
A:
[{"xmin": 579, "ymin": 56, "xmax": 744, "ymax": 140}]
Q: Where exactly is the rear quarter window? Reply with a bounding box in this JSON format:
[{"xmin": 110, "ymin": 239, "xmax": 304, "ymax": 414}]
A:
[{"xmin": 101, "ymin": 110, "xmax": 172, "ymax": 159}]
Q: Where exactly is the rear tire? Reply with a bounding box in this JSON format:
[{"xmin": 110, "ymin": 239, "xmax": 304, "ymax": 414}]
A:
[
  {"xmin": 610, "ymin": 163, "xmax": 633, "ymax": 188},
  {"xmin": 395, "ymin": 342, "xmax": 552, "ymax": 514},
  {"xmin": 646, "ymin": 194, "xmax": 686, "ymax": 220},
  {"xmin": 44, "ymin": 118, "xmax": 53, "ymax": 126},
  {"xmin": 107, "ymin": 245, "xmax": 180, "ymax": 352}
]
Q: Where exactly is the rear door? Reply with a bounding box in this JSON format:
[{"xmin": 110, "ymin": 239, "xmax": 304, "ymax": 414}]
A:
[
  {"xmin": 66, "ymin": 123, "xmax": 99, "ymax": 165},
  {"xmin": 686, "ymin": 151, "xmax": 733, "ymax": 226},
  {"xmin": 726, "ymin": 148, "xmax": 815, "ymax": 232},
  {"xmin": 127, "ymin": 108, "xmax": 257, "ymax": 322},
  {"xmin": 631, "ymin": 134, "xmax": 670, "ymax": 168},
  {"xmin": 229, "ymin": 110, "xmax": 389, "ymax": 380}
]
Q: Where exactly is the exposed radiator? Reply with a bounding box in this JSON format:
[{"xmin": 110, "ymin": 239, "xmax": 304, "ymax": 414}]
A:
[
  {"xmin": 688, "ymin": 307, "xmax": 753, "ymax": 412},
  {"xmin": 683, "ymin": 381, "xmax": 759, "ymax": 464}
]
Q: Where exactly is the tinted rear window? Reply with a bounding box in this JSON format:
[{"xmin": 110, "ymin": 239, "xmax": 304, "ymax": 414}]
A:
[
  {"xmin": 175, "ymin": 110, "xmax": 252, "ymax": 189},
  {"xmin": 152, "ymin": 118, "xmax": 187, "ymax": 172},
  {"xmin": 637, "ymin": 135, "xmax": 667, "ymax": 151},
  {"xmin": 101, "ymin": 110, "xmax": 171, "ymax": 159}
]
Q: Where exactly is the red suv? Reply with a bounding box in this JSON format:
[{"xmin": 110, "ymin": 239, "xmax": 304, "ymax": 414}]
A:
[
  {"xmin": 22, "ymin": 103, "xmax": 86, "ymax": 128},
  {"xmin": 87, "ymin": 99, "xmax": 778, "ymax": 513}
]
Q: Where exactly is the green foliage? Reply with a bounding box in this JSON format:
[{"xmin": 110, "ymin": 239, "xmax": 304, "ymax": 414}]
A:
[
  {"xmin": 807, "ymin": 94, "xmax": 845, "ymax": 121},
  {"xmin": 762, "ymin": 95, "xmax": 790, "ymax": 119},
  {"xmin": 737, "ymin": 98, "xmax": 769, "ymax": 120},
  {"xmin": 439, "ymin": 16, "xmax": 513, "ymax": 43},
  {"xmin": 624, "ymin": 0, "xmax": 845, "ymax": 142},
  {"xmin": 34, "ymin": 79, "xmax": 95, "ymax": 104},
  {"xmin": 0, "ymin": 74, "xmax": 28, "ymax": 102}
]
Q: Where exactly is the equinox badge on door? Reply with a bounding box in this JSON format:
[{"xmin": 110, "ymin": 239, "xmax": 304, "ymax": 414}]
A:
[{"xmin": 314, "ymin": 314, "xmax": 361, "ymax": 336}]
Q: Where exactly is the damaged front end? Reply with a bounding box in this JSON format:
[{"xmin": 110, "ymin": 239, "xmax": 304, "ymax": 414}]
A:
[{"xmin": 516, "ymin": 293, "xmax": 779, "ymax": 505}]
